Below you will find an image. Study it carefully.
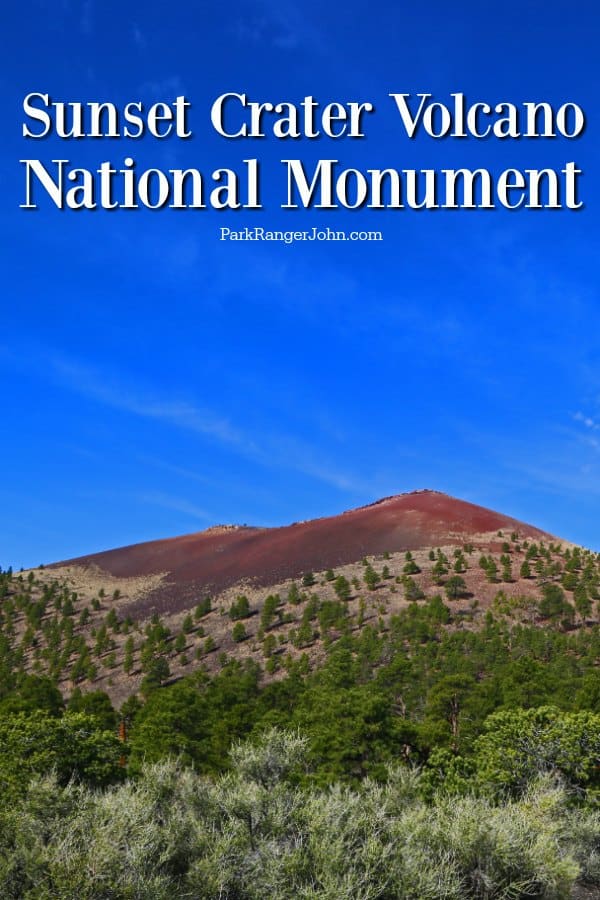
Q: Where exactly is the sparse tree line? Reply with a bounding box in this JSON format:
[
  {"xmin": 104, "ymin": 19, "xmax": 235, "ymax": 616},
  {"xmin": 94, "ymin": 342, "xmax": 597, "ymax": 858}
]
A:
[{"xmin": 1, "ymin": 537, "xmax": 599, "ymax": 696}]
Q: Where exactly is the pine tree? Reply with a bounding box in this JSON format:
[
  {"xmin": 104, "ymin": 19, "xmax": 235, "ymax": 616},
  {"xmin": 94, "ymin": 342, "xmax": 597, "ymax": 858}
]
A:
[
  {"xmin": 364, "ymin": 565, "xmax": 380, "ymax": 591},
  {"xmin": 232, "ymin": 622, "xmax": 247, "ymax": 642},
  {"xmin": 520, "ymin": 560, "xmax": 532, "ymax": 579},
  {"xmin": 261, "ymin": 594, "xmax": 280, "ymax": 630},
  {"xmin": 444, "ymin": 576, "xmax": 467, "ymax": 600},
  {"xmin": 333, "ymin": 575, "xmax": 351, "ymax": 601},
  {"xmin": 123, "ymin": 637, "xmax": 134, "ymax": 675},
  {"xmin": 431, "ymin": 559, "xmax": 448, "ymax": 585},
  {"xmin": 229, "ymin": 595, "xmax": 251, "ymax": 620},
  {"xmin": 194, "ymin": 597, "xmax": 212, "ymax": 619}
]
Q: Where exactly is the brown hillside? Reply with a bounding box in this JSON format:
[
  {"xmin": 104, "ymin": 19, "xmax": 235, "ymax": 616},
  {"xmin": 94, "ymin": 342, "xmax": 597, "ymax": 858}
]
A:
[
  {"xmin": 9, "ymin": 490, "xmax": 584, "ymax": 706},
  {"xmin": 55, "ymin": 490, "xmax": 552, "ymax": 618}
]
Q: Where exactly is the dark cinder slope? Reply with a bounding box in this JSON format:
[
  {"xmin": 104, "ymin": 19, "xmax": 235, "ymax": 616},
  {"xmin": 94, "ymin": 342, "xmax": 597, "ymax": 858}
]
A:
[{"xmin": 56, "ymin": 490, "xmax": 552, "ymax": 616}]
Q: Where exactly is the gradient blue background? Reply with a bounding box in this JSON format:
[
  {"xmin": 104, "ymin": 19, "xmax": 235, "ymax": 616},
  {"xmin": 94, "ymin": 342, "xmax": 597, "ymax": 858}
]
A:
[{"xmin": 1, "ymin": 0, "xmax": 599, "ymax": 568}]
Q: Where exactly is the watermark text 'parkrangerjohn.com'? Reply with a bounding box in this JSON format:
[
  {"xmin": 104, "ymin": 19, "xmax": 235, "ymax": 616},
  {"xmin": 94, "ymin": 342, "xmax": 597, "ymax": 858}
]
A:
[{"xmin": 219, "ymin": 226, "xmax": 383, "ymax": 243}]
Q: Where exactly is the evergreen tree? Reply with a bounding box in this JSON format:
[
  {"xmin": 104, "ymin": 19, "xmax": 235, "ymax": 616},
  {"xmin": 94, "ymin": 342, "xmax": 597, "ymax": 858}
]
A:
[
  {"xmin": 261, "ymin": 594, "xmax": 280, "ymax": 630},
  {"xmin": 232, "ymin": 623, "xmax": 247, "ymax": 643},
  {"xmin": 520, "ymin": 560, "xmax": 532, "ymax": 579},
  {"xmin": 333, "ymin": 575, "xmax": 351, "ymax": 601},
  {"xmin": 123, "ymin": 637, "xmax": 134, "ymax": 675},
  {"xmin": 364, "ymin": 565, "xmax": 380, "ymax": 591},
  {"xmin": 194, "ymin": 597, "xmax": 212, "ymax": 620},
  {"xmin": 229, "ymin": 595, "xmax": 251, "ymax": 620},
  {"xmin": 445, "ymin": 576, "xmax": 468, "ymax": 600}
]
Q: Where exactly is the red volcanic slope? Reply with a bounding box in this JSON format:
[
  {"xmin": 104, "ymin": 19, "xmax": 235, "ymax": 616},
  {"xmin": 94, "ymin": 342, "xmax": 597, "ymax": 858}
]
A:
[{"xmin": 57, "ymin": 491, "xmax": 553, "ymax": 614}]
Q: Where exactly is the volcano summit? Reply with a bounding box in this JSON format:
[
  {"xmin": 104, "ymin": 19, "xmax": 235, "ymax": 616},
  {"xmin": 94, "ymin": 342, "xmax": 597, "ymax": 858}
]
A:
[{"xmin": 55, "ymin": 490, "xmax": 553, "ymax": 614}]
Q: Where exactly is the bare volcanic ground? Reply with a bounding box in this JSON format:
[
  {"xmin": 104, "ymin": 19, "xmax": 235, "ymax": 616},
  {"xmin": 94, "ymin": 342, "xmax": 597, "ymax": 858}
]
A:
[{"xmin": 55, "ymin": 491, "xmax": 553, "ymax": 618}]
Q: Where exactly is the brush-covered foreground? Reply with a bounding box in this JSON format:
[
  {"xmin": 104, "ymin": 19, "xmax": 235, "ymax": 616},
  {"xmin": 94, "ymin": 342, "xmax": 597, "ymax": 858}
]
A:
[{"xmin": 1, "ymin": 729, "xmax": 599, "ymax": 900}]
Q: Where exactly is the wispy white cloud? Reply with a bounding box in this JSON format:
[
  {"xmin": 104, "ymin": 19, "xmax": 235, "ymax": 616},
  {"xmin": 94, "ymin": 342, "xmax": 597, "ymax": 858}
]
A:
[
  {"xmin": 137, "ymin": 456, "xmax": 216, "ymax": 487},
  {"xmin": 76, "ymin": 486, "xmax": 212, "ymax": 525},
  {"xmin": 47, "ymin": 356, "xmax": 376, "ymax": 490},
  {"xmin": 574, "ymin": 411, "xmax": 600, "ymax": 431},
  {"xmin": 135, "ymin": 454, "xmax": 298, "ymax": 520},
  {"xmin": 135, "ymin": 490, "xmax": 210, "ymax": 522},
  {"xmin": 0, "ymin": 345, "xmax": 375, "ymax": 495},
  {"xmin": 50, "ymin": 356, "xmax": 248, "ymax": 449}
]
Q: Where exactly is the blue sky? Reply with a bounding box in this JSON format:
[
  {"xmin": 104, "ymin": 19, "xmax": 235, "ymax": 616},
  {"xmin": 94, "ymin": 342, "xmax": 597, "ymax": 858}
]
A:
[{"xmin": 1, "ymin": 0, "xmax": 599, "ymax": 568}]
